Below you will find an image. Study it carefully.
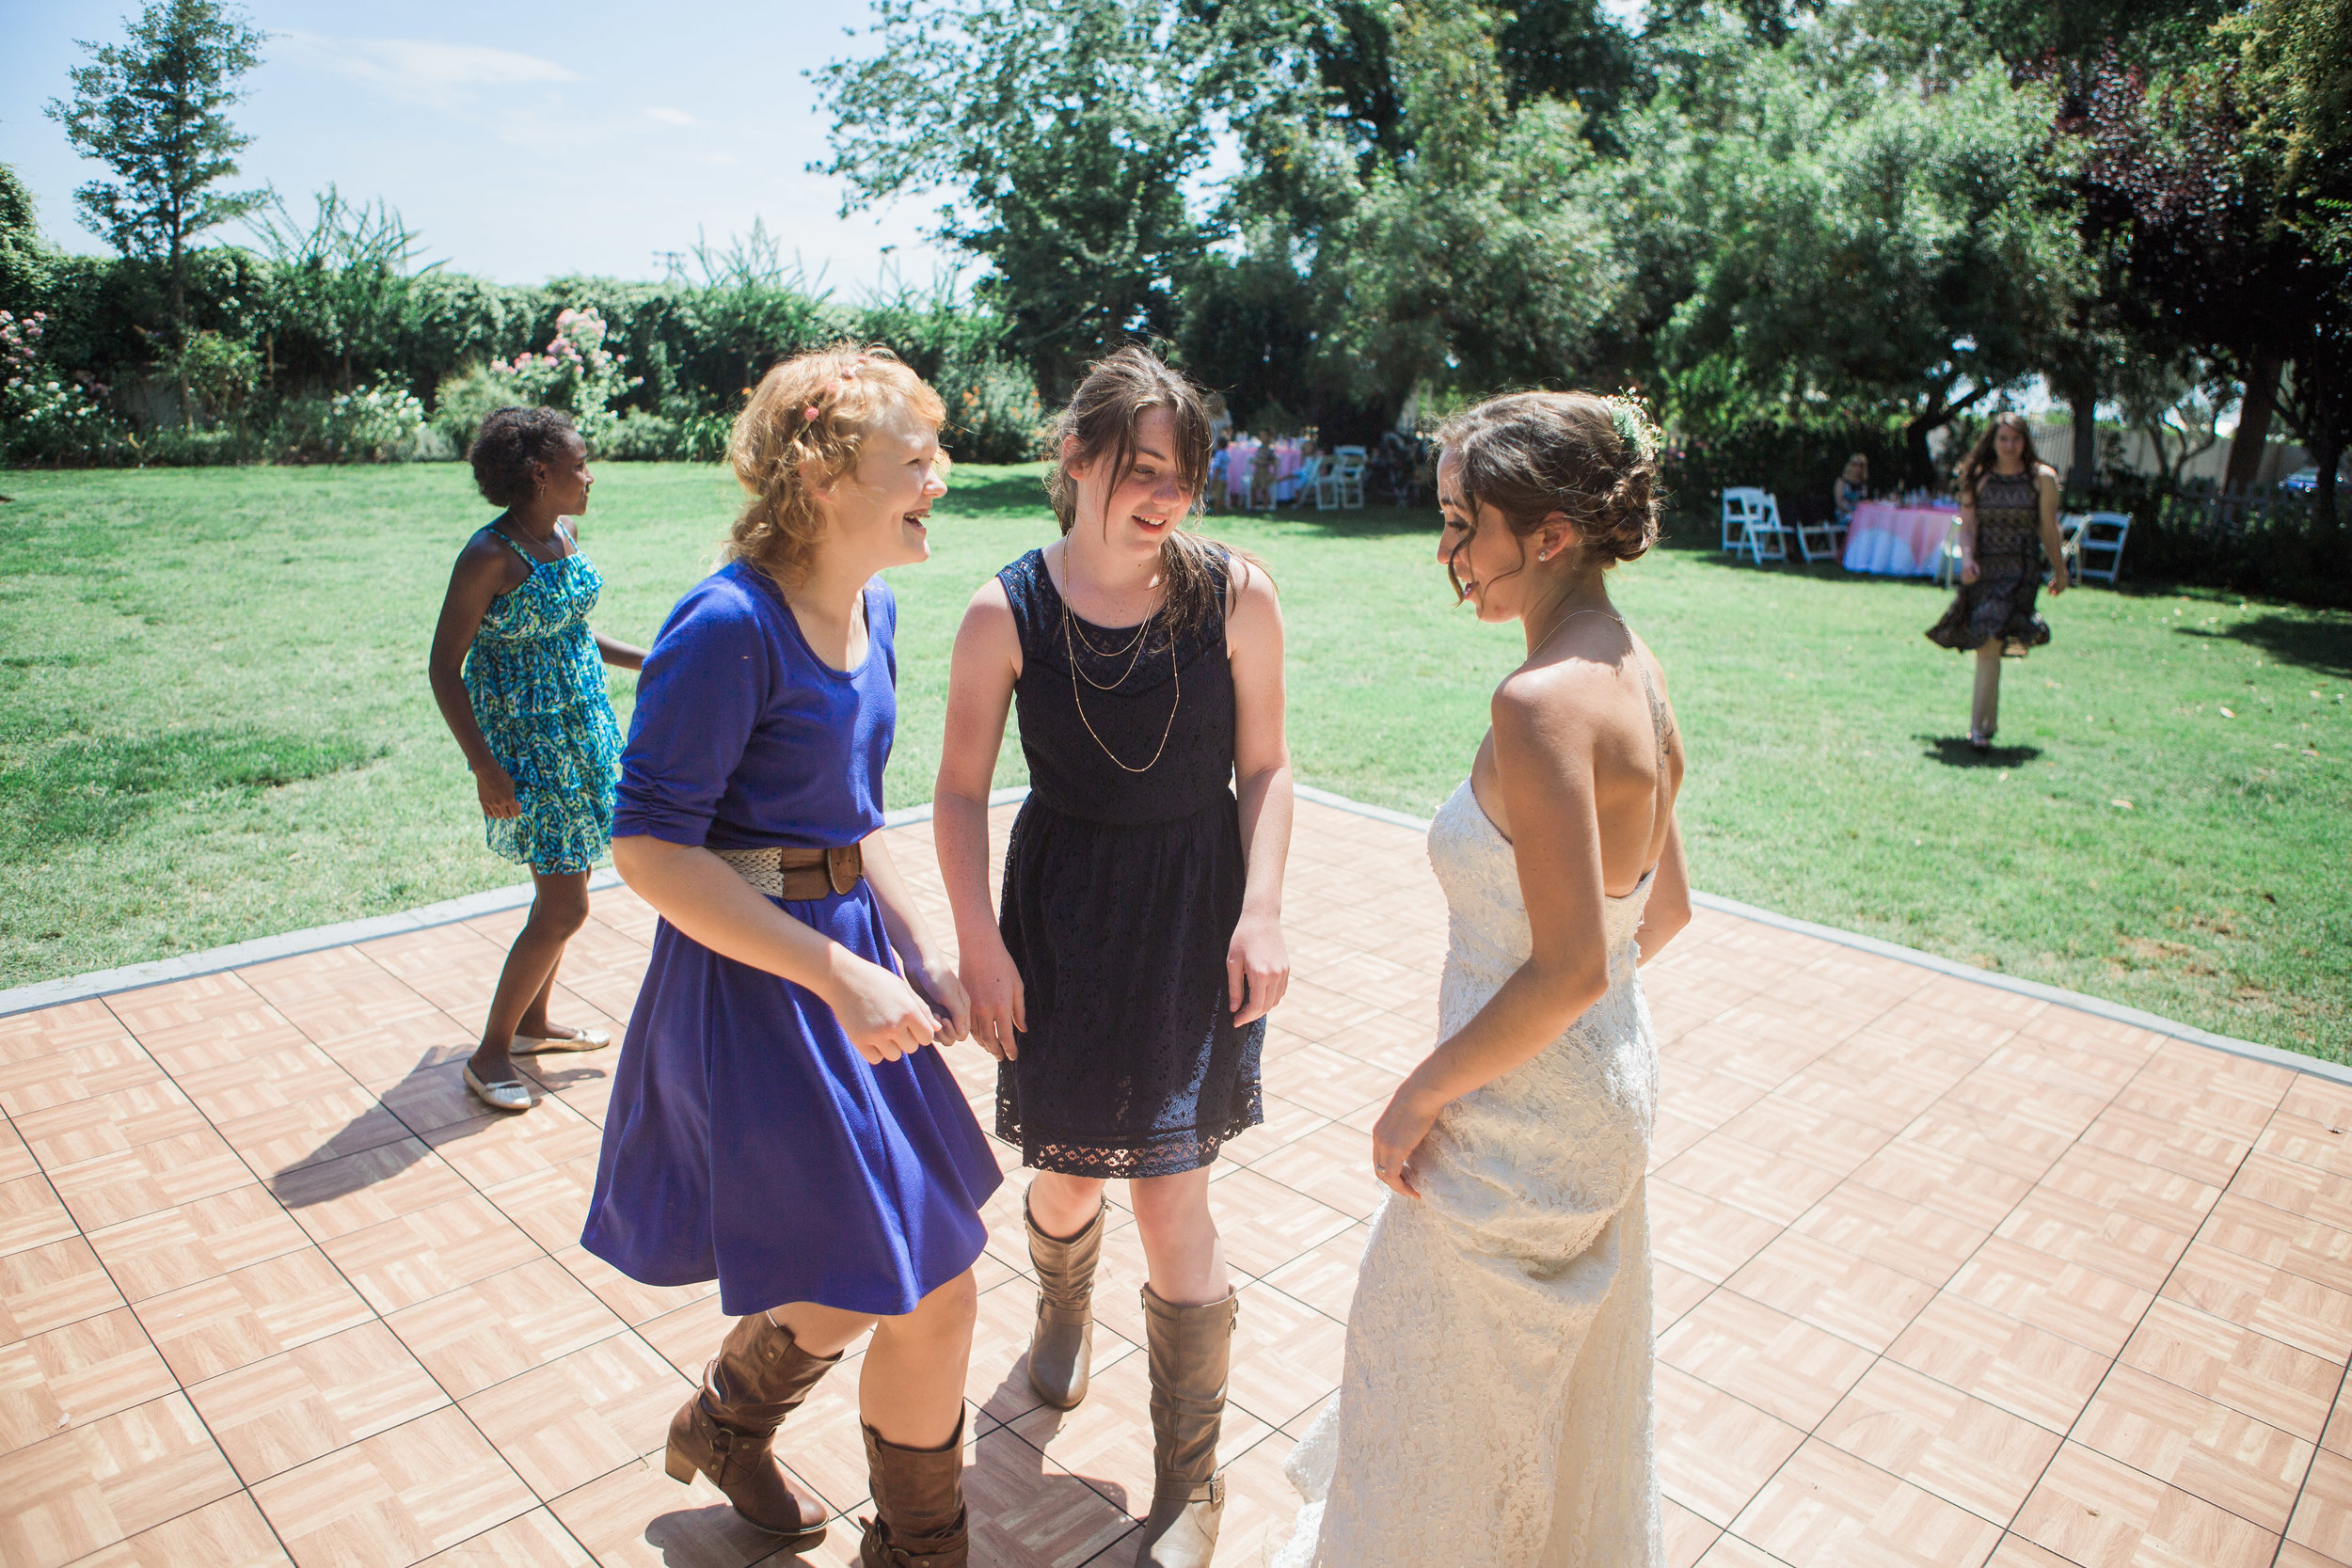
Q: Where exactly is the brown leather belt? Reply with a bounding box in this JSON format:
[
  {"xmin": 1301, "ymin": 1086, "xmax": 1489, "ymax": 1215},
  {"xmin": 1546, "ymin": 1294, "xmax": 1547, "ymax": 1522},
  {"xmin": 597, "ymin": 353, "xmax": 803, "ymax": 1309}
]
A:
[{"xmin": 715, "ymin": 843, "xmax": 864, "ymax": 900}]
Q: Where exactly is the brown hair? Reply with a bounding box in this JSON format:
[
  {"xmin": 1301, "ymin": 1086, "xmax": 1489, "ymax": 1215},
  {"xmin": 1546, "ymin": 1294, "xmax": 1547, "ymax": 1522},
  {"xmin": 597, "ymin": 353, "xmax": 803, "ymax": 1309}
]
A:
[
  {"xmin": 1957, "ymin": 412, "xmax": 2047, "ymax": 498},
  {"xmin": 724, "ymin": 341, "xmax": 946, "ymax": 589},
  {"xmin": 1043, "ymin": 344, "xmax": 1239, "ymax": 633},
  {"xmin": 1435, "ymin": 391, "xmax": 1662, "ymax": 588}
]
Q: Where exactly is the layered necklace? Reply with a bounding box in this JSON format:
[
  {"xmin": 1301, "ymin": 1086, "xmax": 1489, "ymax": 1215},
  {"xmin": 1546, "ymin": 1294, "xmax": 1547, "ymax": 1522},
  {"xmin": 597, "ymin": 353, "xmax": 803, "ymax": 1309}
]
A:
[{"xmin": 1060, "ymin": 563, "xmax": 1181, "ymax": 775}]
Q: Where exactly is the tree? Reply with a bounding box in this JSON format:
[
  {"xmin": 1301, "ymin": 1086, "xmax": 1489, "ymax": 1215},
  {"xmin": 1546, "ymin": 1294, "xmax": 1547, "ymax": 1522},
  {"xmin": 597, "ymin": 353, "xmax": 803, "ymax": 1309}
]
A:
[
  {"xmin": 2054, "ymin": 26, "xmax": 2352, "ymax": 519},
  {"xmin": 45, "ymin": 0, "xmax": 266, "ymax": 420},
  {"xmin": 818, "ymin": 0, "xmax": 1219, "ymax": 398},
  {"xmin": 1650, "ymin": 42, "xmax": 2088, "ymax": 483}
]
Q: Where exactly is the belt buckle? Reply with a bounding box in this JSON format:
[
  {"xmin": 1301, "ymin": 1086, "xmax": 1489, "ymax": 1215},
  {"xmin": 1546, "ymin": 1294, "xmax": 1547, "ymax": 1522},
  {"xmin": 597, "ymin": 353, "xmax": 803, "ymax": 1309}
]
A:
[{"xmin": 827, "ymin": 845, "xmax": 857, "ymax": 895}]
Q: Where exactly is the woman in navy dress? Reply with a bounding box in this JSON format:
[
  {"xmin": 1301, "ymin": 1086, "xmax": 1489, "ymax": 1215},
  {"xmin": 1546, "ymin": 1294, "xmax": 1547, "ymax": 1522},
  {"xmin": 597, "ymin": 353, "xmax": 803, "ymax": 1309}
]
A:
[
  {"xmin": 935, "ymin": 347, "xmax": 1294, "ymax": 1568},
  {"xmin": 581, "ymin": 346, "xmax": 996, "ymax": 1566}
]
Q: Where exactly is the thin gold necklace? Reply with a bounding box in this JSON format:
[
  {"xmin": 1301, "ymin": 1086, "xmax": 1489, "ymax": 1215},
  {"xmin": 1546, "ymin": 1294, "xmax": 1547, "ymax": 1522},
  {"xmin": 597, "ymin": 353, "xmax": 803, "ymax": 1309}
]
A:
[
  {"xmin": 1067, "ymin": 609, "xmax": 1151, "ymax": 661},
  {"xmin": 1529, "ymin": 599, "xmax": 1621, "ymax": 657},
  {"xmin": 1066, "ymin": 600, "xmax": 1158, "ymax": 691},
  {"xmin": 1065, "ymin": 598, "xmax": 1180, "ymax": 772}
]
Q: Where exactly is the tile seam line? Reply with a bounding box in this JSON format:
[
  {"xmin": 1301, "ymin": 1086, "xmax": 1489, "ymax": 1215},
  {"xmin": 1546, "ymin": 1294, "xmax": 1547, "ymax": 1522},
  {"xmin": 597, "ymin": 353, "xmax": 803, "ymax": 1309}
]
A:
[
  {"xmin": 10, "ymin": 778, "xmax": 2307, "ymax": 1099},
  {"xmin": 115, "ymin": 957, "xmax": 628, "ymax": 1552},
  {"xmin": 2277, "ymin": 1353, "xmax": 2350, "ymax": 1568},
  {"xmin": 1982, "ymin": 1061, "xmax": 2289, "ymax": 1562},
  {"xmin": 1656, "ymin": 980, "xmax": 2045, "ymax": 1549},
  {"xmin": 104, "ymin": 974, "xmax": 571, "ymax": 1553}
]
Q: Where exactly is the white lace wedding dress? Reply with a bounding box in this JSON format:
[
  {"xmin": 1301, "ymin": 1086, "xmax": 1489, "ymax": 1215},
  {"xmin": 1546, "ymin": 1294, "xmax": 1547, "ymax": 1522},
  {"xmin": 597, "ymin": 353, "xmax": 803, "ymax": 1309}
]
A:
[{"xmin": 1273, "ymin": 778, "xmax": 1663, "ymax": 1568}]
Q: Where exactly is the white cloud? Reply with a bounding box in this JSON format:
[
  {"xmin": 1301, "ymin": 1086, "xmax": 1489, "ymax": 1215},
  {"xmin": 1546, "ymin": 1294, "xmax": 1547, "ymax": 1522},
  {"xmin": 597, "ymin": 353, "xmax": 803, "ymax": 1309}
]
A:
[
  {"xmin": 278, "ymin": 32, "xmax": 582, "ymax": 110},
  {"xmin": 646, "ymin": 107, "xmax": 695, "ymax": 126}
]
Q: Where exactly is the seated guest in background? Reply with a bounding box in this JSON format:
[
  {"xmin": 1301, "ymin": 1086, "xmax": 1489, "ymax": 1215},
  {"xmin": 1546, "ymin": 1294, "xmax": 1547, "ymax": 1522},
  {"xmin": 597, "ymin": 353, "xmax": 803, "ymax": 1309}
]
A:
[
  {"xmin": 1276, "ymin": 438, "xmax": 1321, "ymax": 507},
  {"xmin": 1833, "ymin": 453, "xmax": 1868, "ymax": 523}
]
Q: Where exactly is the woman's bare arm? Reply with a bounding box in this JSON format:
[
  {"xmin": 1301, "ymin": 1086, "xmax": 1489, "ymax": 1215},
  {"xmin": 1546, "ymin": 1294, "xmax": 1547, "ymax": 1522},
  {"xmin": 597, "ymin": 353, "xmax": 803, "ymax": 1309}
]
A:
[
  {"xmin": 933, "ymin": 579, "xmax": 1026, "ymax": 1057},
  {"xmin": 1635, "ymin": 815, "xmax": 1692, "ymax": 965},
  {"xmin": 1225, "ymin": 561, "xmax": 1293, "ymax": 1027},
  {"xmin": 2037, "ymin": 467, "xmax": 2070, "ymax": 593},
  {"xmin": 594, "ymin": 629, "xmax": 647, "ymax": 671}
]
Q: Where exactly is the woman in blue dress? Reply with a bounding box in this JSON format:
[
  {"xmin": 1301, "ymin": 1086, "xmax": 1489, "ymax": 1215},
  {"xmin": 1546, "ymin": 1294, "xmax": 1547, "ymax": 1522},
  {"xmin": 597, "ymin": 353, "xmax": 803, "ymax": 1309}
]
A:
[
  {"xmin": 427, "ymin": 407, "xmax": 644, "ymax": 1116},
  {"xmin": 580, "ymin": 347, "xmax": 997, "ymax": 1566}
]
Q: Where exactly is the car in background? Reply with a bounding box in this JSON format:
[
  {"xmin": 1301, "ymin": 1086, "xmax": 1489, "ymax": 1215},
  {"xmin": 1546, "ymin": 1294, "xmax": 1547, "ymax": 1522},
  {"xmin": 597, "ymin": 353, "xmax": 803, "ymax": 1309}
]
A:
[{"xmin": 2280, "ymin": 464, "xmax": 2350, "ymax": 493}]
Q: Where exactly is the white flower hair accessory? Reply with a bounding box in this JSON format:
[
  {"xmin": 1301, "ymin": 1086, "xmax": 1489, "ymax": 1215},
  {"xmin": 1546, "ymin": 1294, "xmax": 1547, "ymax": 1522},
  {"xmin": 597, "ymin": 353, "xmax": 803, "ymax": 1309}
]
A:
[{"xmin": 1602, "ymin": 394, "xmax": 1660, "ymax": 463}]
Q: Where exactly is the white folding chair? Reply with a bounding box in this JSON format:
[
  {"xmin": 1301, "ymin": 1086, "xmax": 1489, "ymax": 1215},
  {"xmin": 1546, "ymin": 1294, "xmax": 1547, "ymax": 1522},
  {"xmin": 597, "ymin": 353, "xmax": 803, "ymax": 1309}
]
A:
[
  {"xmin": 1726, "ymin": 489, "xmax": 1788, "ymax": 563},
  {"xmin": 1325, "ymin": 447, "xmax": 1367, "ymax": 509},
  {"xmin": 1933, "ymin": 517, "xmax": 1964, "ymax": 586},
  {"xmin": 1279, "ymin": 453, "xmax": 1323, "ymax": 508},
  {"xmin": 1721, "ymin": 488, "xmax": 1763, "ymax": 553},
  {"xmin": 1721, "ymin": 487, "xmax": 1786, "ymax": 560},
  {"xmin": 1793, "ymin": 506, "xmax": 1847, "ymax": 564},
  {"xmin": 2073, "ymin": 510, "xmax": 2130, "ymax": 584}
]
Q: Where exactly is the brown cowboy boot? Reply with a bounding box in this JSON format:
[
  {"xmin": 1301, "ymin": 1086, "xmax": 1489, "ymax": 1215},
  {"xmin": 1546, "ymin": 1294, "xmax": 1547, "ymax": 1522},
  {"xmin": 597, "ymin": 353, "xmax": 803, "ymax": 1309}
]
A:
[
  {"xmin": 1025, "ymin": 1195, "xmax": 1104, "ymax": 1409},
  {"xmin": 663, "ymin": 1312, "xmax": 839, "ymax": 1544},
  {"xmin": 1134, "ymin": 1285, "xmax": 1240, "ymax": 1568},
  {"xmin": 859, "ymin": 1413, "xmax": 969, "ymax": 1568}
]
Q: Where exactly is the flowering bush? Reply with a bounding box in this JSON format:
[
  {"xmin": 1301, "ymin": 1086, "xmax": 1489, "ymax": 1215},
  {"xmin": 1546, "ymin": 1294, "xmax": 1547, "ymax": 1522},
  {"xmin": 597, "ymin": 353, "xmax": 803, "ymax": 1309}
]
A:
[
  {"xmin": 277, "ymin": 374, "xmax": 429, "ymax": 462},
  {"xmin": 482, "ymin": 308, "xmax": 641, "ymax": 449},
  {"xmin": 2, "ymin": 309, "xmax": 128, "ymax": 466}
]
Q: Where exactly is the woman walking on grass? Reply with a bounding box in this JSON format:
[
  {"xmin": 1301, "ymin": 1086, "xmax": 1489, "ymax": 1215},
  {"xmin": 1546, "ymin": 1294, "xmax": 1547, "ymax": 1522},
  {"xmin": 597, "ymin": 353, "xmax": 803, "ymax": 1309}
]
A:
[
  {"xmin": 934, "ymin": 345, "xmax": 1293, "ymax": 1568},
  {"xmin": 581, "ymin": 346, "xmax": 995, "ymax": 1566},
  {"xmin": 1927, "ymin": 412, "xmax": 2069, "ymax": 750},
  {"xmin": 427, "ymin": 406, "xmax": 644, "ymax": 1116}
]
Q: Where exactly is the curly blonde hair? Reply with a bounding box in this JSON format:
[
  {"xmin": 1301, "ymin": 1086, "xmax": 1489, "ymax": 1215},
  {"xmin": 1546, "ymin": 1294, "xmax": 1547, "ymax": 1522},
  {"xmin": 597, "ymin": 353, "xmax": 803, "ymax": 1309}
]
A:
[{"xmin": 725, "ymin": 342, "xmax": 947, "ymax": 588}]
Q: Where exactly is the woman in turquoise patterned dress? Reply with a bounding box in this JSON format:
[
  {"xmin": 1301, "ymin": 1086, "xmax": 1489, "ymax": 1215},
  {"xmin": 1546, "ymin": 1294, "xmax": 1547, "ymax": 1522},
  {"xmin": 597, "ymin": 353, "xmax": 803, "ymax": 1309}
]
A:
[{"xmin": 429, "ymin": 406, "xmax": 645, "ymax": 1114}]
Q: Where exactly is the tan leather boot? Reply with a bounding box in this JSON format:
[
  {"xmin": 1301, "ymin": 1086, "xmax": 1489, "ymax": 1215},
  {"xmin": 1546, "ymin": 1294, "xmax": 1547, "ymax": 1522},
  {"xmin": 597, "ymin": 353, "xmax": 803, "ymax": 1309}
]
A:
[
  {"xmin": 663, "ymin": 1312, "xmax": 839, "ymax": 1544},
  {"xmin": 858, "ymin": 1413, "xmax": 969, "ymax": 1568},
  {"xmin": 1025, "ymin": 1195, "xmax": 1104, "ymax": 1409},
  {"xmin": 1134, "ymin": 1285, "xmax": 1239, "ymax": 1568}
]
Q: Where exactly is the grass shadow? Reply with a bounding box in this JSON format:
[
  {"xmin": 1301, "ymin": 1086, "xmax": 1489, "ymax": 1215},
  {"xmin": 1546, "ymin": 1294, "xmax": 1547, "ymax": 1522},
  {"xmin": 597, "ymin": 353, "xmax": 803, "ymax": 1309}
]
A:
[
  {"xmin": 2190, "ymin": 612, "xmax": 2352, "ymax": 680},
  {"xmin": 1918, "ymin": 735, "xmax": 2044, "ymax": 768}
]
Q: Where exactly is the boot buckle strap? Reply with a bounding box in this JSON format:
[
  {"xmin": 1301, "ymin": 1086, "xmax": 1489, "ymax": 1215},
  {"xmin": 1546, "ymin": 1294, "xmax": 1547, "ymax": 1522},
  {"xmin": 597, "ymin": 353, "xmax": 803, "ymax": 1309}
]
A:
[{"xmin": 1153, "ymin": 1473, "xmax": 1223, "ymax": 1507}]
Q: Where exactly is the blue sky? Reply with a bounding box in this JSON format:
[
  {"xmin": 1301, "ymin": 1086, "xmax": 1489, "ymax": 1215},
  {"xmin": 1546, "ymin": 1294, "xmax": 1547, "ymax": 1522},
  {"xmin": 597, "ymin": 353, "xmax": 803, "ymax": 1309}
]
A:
[{"xmin": 0, "ymin": 0, "xmax": 959, "ymax": 293}]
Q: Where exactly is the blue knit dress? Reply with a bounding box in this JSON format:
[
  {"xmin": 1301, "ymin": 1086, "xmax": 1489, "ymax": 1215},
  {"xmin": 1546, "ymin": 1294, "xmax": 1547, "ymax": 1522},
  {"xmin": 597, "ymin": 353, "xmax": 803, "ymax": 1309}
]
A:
[{"xmin": 580, "ymin": 562, "xmax": 1000, "ymax": 1316}]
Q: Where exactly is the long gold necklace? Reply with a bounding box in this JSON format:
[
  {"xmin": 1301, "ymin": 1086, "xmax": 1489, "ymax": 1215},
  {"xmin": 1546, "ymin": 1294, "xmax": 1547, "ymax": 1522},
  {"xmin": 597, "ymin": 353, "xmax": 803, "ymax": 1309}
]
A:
[{"xmin": 1065, "ymin": 595, "xmax": 1180, "ymax": 773}]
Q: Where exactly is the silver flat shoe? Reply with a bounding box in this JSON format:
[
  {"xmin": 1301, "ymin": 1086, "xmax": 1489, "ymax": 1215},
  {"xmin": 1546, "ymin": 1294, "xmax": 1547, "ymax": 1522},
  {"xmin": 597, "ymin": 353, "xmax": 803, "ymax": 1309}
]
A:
[
  {"xmin": 462, "ymin": 1064, "xmax": 533, "ymax": 1113},
  {"xmin": 512, "ymin": 1027, "xmax": 611, "ymax": 1054}
]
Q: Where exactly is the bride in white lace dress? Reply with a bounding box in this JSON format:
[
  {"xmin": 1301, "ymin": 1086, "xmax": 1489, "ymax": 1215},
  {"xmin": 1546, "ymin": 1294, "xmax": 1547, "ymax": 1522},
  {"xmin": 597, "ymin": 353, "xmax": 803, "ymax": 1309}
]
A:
[{"xmin": 1275, "ymin": 392, "xmax": 1691, "ymax": 1568}]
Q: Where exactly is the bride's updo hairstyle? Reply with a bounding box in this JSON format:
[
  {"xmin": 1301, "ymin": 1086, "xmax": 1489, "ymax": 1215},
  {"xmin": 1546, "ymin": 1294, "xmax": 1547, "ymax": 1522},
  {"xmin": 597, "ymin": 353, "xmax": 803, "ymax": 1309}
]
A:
[
  {"xmin": 726, "ymin": 341, "xmax": 946, "ymax": 588},
  {"xmin": 1044, "ymin": 344, "xmax": 1234, "ymax": 635},
  {"xmin": 1436, "ymin": 391, "xmax": 1664, "ymax": 573}
]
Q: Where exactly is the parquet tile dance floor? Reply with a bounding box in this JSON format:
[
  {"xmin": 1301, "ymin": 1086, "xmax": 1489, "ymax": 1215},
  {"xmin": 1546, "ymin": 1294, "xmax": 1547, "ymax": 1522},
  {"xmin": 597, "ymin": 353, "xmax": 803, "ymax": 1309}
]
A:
[{"xmin": 3, "ymin": 798, "xmax": 2350, "ymax": 1566}]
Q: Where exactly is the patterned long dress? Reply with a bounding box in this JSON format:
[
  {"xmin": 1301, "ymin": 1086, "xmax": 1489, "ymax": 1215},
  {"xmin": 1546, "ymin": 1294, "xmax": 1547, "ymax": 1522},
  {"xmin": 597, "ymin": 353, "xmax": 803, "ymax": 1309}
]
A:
[{"xmin": 1927, "ymin": 467, "xmax": 2052, "ymax": 656}]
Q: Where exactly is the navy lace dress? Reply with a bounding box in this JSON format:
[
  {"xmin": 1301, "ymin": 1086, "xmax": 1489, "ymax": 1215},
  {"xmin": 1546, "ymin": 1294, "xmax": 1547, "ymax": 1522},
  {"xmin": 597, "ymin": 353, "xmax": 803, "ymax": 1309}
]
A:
[{"xmin": 994, "ymin": 548, "xmax": 1265, "ymax": 1178}]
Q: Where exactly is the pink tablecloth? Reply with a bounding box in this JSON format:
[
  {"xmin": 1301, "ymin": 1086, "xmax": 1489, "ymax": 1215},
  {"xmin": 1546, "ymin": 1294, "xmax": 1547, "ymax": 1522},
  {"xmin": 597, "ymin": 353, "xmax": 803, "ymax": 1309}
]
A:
[
  {"xmin": 1843, "ymin": 502, "xmax": 1959, "ymax": 577},
  {"xmin": 1223, "ymin": 440, "xmax": 1301, "ymax": 504}
]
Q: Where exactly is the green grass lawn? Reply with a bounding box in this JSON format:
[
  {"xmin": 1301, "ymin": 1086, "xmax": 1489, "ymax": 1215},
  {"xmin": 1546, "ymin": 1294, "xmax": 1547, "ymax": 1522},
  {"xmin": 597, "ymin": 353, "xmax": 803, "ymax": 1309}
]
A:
[{"xmin": 3, "ymin": 461, "xmax": 2346, "ymax": 1060}]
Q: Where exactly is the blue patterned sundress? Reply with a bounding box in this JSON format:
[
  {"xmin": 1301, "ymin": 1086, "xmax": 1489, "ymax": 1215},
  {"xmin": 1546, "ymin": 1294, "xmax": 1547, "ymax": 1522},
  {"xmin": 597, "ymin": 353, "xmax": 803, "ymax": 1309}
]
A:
[{"xmin": 462, "ymin": 522, "xmax": 625, "ymax": 874}]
